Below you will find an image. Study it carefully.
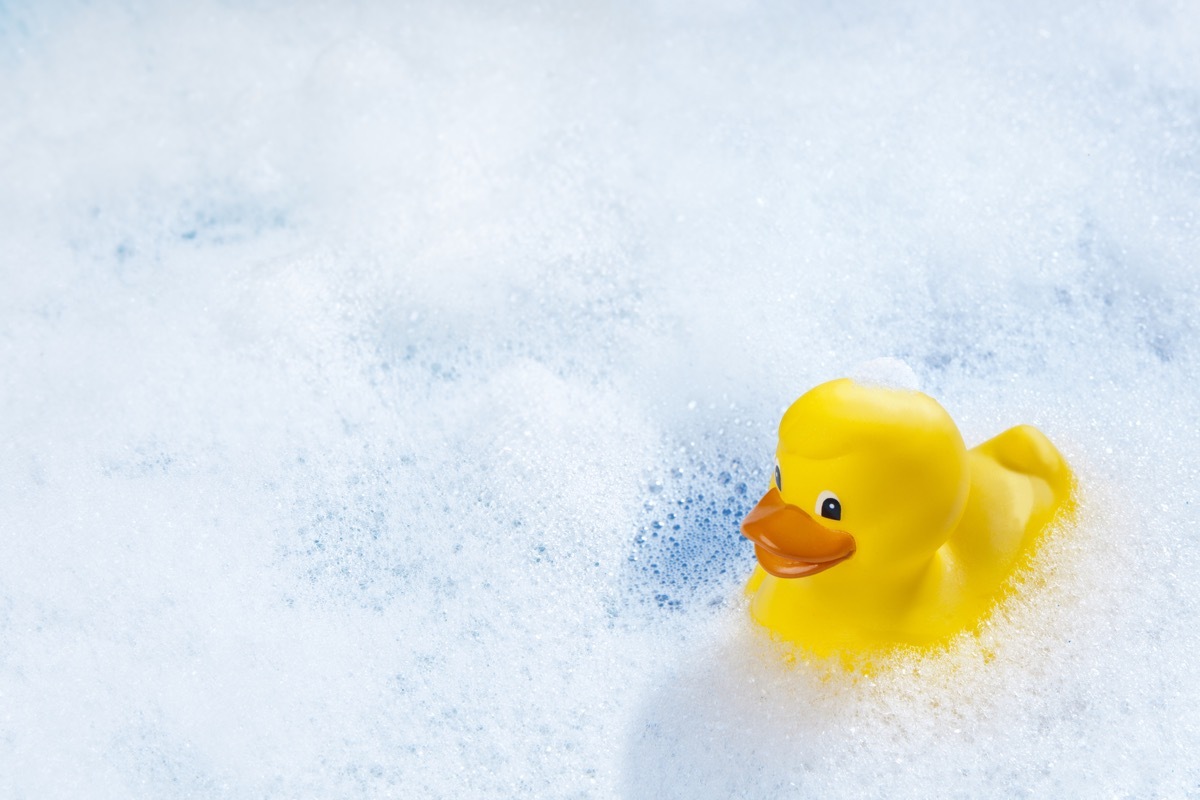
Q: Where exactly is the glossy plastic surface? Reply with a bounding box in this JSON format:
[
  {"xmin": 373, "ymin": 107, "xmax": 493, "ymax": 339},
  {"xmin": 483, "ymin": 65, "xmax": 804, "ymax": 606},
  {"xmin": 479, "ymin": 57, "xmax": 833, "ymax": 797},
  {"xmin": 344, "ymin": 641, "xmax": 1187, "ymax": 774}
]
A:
[{"xmin": 741, "ymin": 378, "xmax": 1074, "ymax": 656}]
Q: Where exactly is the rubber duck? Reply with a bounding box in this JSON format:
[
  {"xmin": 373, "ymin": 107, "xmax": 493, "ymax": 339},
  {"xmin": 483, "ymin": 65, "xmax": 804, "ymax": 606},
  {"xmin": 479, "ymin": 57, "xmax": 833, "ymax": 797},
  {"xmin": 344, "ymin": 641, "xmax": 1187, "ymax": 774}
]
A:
[{"xmin": 740, "ymin": 377, "xmax": 1073, "ymax": 656}]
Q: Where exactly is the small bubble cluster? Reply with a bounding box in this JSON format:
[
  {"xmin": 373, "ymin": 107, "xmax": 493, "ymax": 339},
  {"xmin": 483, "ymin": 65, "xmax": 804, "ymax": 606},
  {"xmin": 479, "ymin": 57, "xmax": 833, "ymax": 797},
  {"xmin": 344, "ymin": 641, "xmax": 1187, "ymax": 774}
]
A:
[{"xmin": 629, "ymin": 448, "xmax": 763, "ymax": 612}]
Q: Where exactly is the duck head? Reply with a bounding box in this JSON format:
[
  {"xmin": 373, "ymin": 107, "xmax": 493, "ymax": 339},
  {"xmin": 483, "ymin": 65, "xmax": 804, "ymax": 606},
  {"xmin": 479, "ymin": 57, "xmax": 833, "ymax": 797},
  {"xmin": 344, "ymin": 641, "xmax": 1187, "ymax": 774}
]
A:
[{"xmin": 741, "ymin": 378, "xmax": 970, "ymax": 580}]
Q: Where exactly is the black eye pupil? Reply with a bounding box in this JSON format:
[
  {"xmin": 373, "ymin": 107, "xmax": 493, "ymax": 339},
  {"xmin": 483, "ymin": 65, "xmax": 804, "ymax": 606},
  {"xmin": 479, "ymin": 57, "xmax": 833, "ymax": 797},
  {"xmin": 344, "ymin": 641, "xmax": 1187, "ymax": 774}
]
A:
[
  {"xmin": 821, "ymin": 498, "xmax": 841, "ymax": 521},
  {"xmin": 774, "ymin": 465, "xmax": 782, "ymax": 491}
]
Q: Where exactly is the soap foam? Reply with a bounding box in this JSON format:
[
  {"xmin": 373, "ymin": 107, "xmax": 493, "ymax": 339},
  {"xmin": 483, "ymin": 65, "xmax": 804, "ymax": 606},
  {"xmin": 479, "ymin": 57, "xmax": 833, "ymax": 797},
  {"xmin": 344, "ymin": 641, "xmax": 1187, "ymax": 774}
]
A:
[
  {"xmin": 847, "ymin": 357, "xmax": 922, "ymax": 392},
  {"xmin": 2, "ymin": 1, "xmax": 1199, "ymax": 797}
]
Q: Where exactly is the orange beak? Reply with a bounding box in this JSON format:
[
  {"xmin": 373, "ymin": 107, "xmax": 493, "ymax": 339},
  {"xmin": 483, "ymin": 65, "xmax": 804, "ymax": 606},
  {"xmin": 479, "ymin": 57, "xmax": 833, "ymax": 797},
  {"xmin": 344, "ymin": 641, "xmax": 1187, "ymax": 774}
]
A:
[{"xmin": 740, "ymin": 487, "xmax": 856, "ymax": 578}]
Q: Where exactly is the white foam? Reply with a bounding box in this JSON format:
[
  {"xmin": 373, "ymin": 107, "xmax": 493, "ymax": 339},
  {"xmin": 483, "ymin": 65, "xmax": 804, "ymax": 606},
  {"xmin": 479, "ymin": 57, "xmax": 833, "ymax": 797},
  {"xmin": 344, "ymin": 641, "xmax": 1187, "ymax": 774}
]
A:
[
  {"xmin": 848, "ymin": 357, "xmax": 922, "ymax": 392},
  {"xmin": 2, "ymin": 2, "xmax": 1198, "ymax": 797}
]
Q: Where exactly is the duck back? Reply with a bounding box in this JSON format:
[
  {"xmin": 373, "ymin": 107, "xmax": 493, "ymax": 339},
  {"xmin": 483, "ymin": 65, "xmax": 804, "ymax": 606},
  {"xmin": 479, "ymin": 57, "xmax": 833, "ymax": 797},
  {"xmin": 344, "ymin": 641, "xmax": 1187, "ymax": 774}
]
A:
[{"xmin": 947, "ymin": 425, "xmax": 1073, "ymax": 595}]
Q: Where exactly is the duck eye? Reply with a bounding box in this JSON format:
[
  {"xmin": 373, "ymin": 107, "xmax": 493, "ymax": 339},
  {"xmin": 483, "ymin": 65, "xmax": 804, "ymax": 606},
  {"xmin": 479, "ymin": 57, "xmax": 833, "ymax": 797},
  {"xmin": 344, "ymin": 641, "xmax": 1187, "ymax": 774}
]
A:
[
  {"xmin": 774, "ymin": 464, "xmax": 782, "ymax": 491},
  {"xmin": 815, "ymin": 490, "xmax": 841, "ymax": 521}
]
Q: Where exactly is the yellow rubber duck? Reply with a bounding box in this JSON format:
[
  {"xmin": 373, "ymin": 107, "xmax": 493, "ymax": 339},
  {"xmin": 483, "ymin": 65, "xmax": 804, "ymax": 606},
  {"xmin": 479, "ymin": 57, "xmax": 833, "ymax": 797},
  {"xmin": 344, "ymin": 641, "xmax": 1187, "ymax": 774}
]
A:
[{"xmin": 741, "ymin": 377, "xmax": 1073, "ymax": 656}]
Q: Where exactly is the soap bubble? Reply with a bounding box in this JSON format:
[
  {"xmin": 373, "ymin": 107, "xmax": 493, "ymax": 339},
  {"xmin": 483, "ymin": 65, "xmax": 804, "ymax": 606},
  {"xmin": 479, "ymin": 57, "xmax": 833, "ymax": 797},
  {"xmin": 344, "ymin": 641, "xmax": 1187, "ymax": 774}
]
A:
[{"xmin": 848, "ymin": 357, "xmax": 922, "ymax": 392}]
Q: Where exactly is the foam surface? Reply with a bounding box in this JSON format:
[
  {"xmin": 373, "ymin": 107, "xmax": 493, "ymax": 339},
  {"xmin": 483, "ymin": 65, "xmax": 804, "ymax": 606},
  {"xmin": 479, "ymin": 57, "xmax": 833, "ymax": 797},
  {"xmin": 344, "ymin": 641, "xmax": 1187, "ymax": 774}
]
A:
[{"xmin": 2, "ymin": 1, "xmax": 1199, "ymax": 796}]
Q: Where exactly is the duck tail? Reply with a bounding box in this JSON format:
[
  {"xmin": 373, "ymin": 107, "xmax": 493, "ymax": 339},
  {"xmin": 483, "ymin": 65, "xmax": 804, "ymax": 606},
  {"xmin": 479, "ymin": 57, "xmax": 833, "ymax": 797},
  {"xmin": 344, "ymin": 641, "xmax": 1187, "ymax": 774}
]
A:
[{"xmin": 977, "ymin": 424, "xmax": 1074, "ymax": 499}]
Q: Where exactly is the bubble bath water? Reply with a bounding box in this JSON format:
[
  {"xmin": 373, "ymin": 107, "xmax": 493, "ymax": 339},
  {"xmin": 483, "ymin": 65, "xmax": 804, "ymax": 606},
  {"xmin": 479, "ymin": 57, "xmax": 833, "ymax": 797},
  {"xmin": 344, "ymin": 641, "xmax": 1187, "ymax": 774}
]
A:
[{"xmin": 1, "ymin": 2, "xmax": 1198, "ymax": 797}]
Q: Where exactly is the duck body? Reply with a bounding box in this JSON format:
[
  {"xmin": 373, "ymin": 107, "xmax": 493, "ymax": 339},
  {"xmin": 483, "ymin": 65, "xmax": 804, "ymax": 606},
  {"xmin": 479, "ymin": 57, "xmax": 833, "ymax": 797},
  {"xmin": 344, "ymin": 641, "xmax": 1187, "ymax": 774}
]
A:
[{"xmin": 741, "ymin": 378, "xmax": 1073, "ymax": 656}]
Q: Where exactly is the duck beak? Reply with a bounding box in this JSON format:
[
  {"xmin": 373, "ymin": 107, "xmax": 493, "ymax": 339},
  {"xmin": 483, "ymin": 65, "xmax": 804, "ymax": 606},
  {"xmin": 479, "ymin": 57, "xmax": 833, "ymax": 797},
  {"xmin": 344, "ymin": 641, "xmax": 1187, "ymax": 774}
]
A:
[{"xmin": 740, "ymin": 487, "xmax": 856, "ymax": 578}]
